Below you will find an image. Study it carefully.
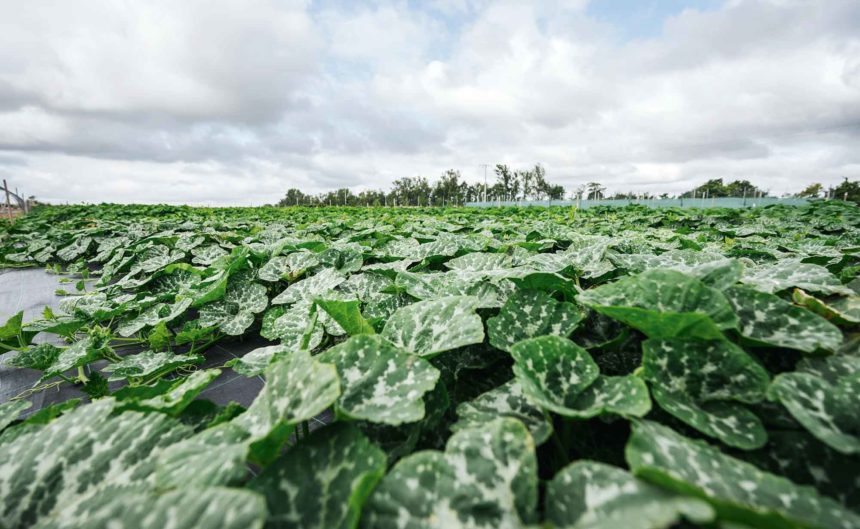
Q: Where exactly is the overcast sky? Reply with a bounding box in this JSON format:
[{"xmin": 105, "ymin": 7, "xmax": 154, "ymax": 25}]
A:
[{"xmin": 1, "ymin": 0, "xmax": 858, "ymax": 205}]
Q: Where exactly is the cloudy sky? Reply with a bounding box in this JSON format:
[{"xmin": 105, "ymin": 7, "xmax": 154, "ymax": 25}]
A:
[{"xmin": 1, "ymin": 0, "xmax": 858, "ymax": 205}]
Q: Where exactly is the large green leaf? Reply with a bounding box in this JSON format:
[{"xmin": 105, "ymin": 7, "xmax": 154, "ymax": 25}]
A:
[
  {"xmin": 249, "ymin": 423, "xmax": 386, "ymax": 529},
  {"xmin": 227, "ymin": 344, "xmax": 288, "ymax": 377},
  {"xmin": 510, "ymin": 336, "xmax": 599, "ymax": 417},
  {"xmin": 261, "ymin": 302, "xmax": 324, "ymax": 350},
  {"xmin": 769, "ymin": 362, "xmax": 860, "ymax": 455},
  {"xmin": 741, "ymin": 260, "xmax": 854, "ymax": 296},
  {"xmin": 626, "ymin": 420, "xmax": 860, "ymax": 529},
  {"xmin": 642, "ymin": 338, "xmax": 770, "ymax": 449},
  {"xmin": 510, "ymin": 336, "xmax": 648, "ymax": 419},
  {"xmin": 119, "ymin": 368, "xmax": 221, "ymax": 415},
  {"xmin": 578, "ymin": 269, "xmax": 737, "ymax": 339},
  {"xmin": 198, "ymin": 280, "xmax": 268, "ymax": 335},
  {"xmin": 545, "ymin": 460, "xmax": 714, "ymax": 529},
  {"xmin": 363, "ymin": 418, "xmax": 538, "ymax": 529},
  {"xmin": 0, "ymin": 399, "xmax": 190, "ymax": 528},
  {"xmin": 315, "ymin": 297, "xmax": 376, "ymax": 336},
  {"xmin": 452, "ymin": 379, "xmax": 553, "ymax": 445},
  {"xmin": 487, "ymin": 289, "xmax": 584, "ymax": 352},
  {"xmin": 117, "ymin": 298, "xmax": 193, "ymax": 337},
  {"xmin": 5, "ymin": 343, "xmax": 62, "ymax": 370},
  {"xmin": 610, "ymin": 250, "xmax": 742, "ymax": 290},
  {"xmin": 272, "ymin": 268, "xmax": 345, "ymax": 305},
  {"xmin": 102, "ymin": 350, "xmax": 201, "ymax": 381},
  {"xmin": 381, "ymin": 296, "xmax": 485, "ymax": 358},
  {"xmin": 155, "ymin": 423, "xmax": 251, "ymax": 488},
  {"xmin": 725, "ymin": 286, "xmax": 842, "ymax": 353},
  {"xmin": 234, "ymin": 349, "xmax": 340, "ymax": 438},
  {"xmin": 0, "ymin": 400, "xmax": 31, "ymax": 432},
  {"xmin": 319, "ymin": 335, "xmax": 440, "ymax": 425},
  {"xmin": 36, "ymin": 487, "xmax": 266, "ymax": 529},
  {"xmin": 42, "ymin": 336, "xmax": 111, "ymax": 380}
]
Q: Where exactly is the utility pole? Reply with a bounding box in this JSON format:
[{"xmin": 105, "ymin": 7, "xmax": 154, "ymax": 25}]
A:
[
  {"xmin": 480, "ymin": 164, "xmax": 489, "ymax": 203},
  {"xmin": 3, "ymin": 179, "xmax": 11, "ymax": 221}
]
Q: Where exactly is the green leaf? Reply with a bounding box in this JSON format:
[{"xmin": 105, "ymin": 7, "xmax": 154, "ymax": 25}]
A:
[
  {"xmin": 742, "ymin": 260, "xmax": 854, "ymax": 296},
  {"xmin": 565, "ymin": 375, "xmax": 652, "ymax": 419},
  {"xmin": 319, "ymin": 335, "xmax": 440, "ymax": 425},
  {"xmin": 102, "ymin": 350, "xmax": 202, "ymax": 381},
  {"xmin": 0, "ymin": 399, "xmax": 190, "ymax": 528},
  {"xmin": 272, "ymin": 268, "xmax": 346, "ymax": 305},
  {"xmin": 626, "ymin": 420, "xmax": 860, "ymax": 529},
  {"xmin": 487, "ymin": 289, "xmax": 584, "ymax": 352},
  {"xmin": 744, "ymin": 430, "xmax": 860, "ymax": 510},
  {"xmin": 39, "ymin": 486, "xmax": 266, "ymax": 529},
  {"xmin": 258, "ymin": 255, "xmax": 291, "ymax": 282},
  {"xmin": 642, "ymin": 338, "xmax": 769, "ymax": 449},
  {"xmin": 261, "ymin": 302, "xmax": 324, "ymax": 350},
  {"xmin": 546, "ymin": 460, "xmax": 714, "ymax": 529},
  {"xmin": 769, "ymin": 367, "xmax": 860, "ymax": 455},
  {"xmin": 198, "ymin": 280, "xmax": 268, "ymax": 335},
  {"xmin": 578, "ymin": 269, "xmax": 737, "ymax": 339},
  {"xmin": 117, "ymin": 298, "xmax": 193, "ymax": 337},
  {"xmin": 5, "ymin": 343, "xmax": 62, "ymax": 370},
  {"xmin": 725, "ymin": 286, "xmax": 842, "ymax": 353},
  {"xmin": 147, "ymin": 321, "xmax": 171, "ymax": 349},
  {"xmin": 363, "ymin": 418, "xmax": 538, "ymax": 529},
  {"xmin": 452, "ymin": 379, "xmax": 553, "ymax": 445},
  {"xmin": 155, "ymin": 422, "xmax": 251, "ymax": 488},
  {"xmin": 119, "ymin": 369, "xmax": 221, "ymax": 415},
  {"xmin": 227, "ymin": 344, "xmax": 288, "ymax": 377},
  {"xmin": 0, "ymin": 400, "xmax": 31, "ymax": 432},
  {"xmin": 234, "ymin": 349, "xmax": 340, "ymax": 437},
  {"xmin": 381, "ymin": 295, "xmax": 485, "ymax": 358},
  {"xmin": 509, "ymin": 336, "xmax": 600, "ymax": 416},
  {"xmin": 249, "ymin": 423, "xmax": 386, "ymax": 529},
  {"xmin": 42, "ymin": 337, "xmax": 109, "ymax": 380},
  {"xmin": 0, "ymin": 310, "xmax": 24, "ymax": 340},
  {"xmin": 315, "ymin": 297, "xmax": 376, "ymax": 336},
  {"xmin": 611, "ymin": 250, "xmax": 742, "ymax": 289}
]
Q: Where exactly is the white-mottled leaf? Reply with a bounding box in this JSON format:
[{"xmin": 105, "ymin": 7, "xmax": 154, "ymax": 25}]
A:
[
  {"xmin": 487, "ymin": 289, "xmax": 584, "ymax": 352},
  {"xmin": 102, "ymin": 350, "xmax": 201, "ymax": 381},
  {"xmin": 509, "ymin": 336, "xmax": 599, "ymax": 417},
  {"xmin": 381, "ymin": 296, "xmax": 485, "ymax": 358},
  {"xmin": 626, "ymin": 420, "xmax": 860, "ymax": 529},
  {"xmin": 363, "ymin": 418, "xmax": 538, "ymax": 529},
  {"xmin": 546, "ymin": 460, "xmax": 714, "ymax": 529},
  {"xmin": 642, "ymin": 338, "xmax": 770, "ymax": 449},
  {"xmin": 452, "ymin": 379, "xmax": 553, "ymax": 444},
  {"xmin": 271, "ymin": 268, "xmax": 345, "ymax": 305},
  {"xmin": 249, "ymin": 423, "xmax": 386, "ymax": 529},
  {"xmin": 578, "ymin": 269, "xmax": 737, "ymax": 339},
  {"xmin": 741, "ymin": 260, "xmax": 854, "ymax": 296},
  {"xmin": 725, "ymin": 286, "xmax": 842, "ymax": 353},
  {"xmin": 38, "ymin": 486, "xmax": 266, "ymax": 529},
  {"xmin": 320, "ymin": 335, "xmax": 440, "ymax": 425}
]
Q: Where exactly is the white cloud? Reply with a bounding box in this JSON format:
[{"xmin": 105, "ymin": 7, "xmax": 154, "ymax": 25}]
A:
[{"xmin": 0, "ymin": 0, "xmax": 858, "ymax": 204}]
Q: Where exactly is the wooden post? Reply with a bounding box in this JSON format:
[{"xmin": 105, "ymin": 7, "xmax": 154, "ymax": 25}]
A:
[{"xmin": 3, "ymin": 179, "xmax": 11, "ymax": 221}]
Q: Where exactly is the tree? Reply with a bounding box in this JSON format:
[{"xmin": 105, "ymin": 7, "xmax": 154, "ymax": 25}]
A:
[
  {"xmin": 586, "ymin": 182, "xmax": 605, "ymax": 200},
  {"xmin": 796, "ymin": 183, "xmax": 824, "ymax": 198},
  {"xmin": 277, "ymin": 188, "xmax": 311, "ymax": 207},
  {"xmin": 834, "ymin": 178, "xmax": 860, "ymax": 204}
]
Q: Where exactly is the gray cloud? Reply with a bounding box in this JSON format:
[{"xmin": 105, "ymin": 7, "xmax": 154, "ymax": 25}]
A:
[{"xmin": 0, "ymin": 0, "xmax": 858, "ymax": 204}]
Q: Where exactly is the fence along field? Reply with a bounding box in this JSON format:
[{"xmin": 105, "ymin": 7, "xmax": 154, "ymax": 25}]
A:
[{"xmin": 0, "ymin": 201, "xmax": 858, "ymax": 529}]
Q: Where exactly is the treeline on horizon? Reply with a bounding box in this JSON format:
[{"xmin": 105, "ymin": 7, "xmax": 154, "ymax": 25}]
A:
[{"xmin": 274, "ymin": 164, "xmax": 860, "ymax": 207}]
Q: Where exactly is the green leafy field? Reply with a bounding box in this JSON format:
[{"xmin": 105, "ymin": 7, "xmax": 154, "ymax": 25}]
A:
[{"xmin": 1, "ymin": 202, "xmax": 859, "ymax": 529}]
